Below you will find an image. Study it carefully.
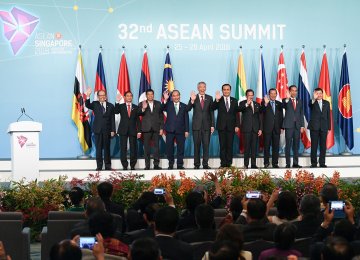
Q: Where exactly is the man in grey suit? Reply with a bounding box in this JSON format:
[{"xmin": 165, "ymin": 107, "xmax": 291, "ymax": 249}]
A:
[
  {"xmin": 308, "ymin": 88, "xmax": 331, "ymax": 168},
  {"xmin": 187, "ymin": 82, "xmax": 215, "ymax": 169},
  {"xmin": 282, "ymin": 85, "xmax": 305, "ymax": 168}
]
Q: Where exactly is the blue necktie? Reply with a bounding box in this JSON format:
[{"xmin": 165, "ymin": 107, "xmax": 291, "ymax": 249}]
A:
[{"xmin": 271, "ymin": 101, "xmax": 275, "ymax": 114}]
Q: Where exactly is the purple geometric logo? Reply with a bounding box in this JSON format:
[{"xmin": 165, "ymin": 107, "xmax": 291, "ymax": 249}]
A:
[{"xmin": 0, "ymin": 7, "xmax": 39, "ymax": 55}]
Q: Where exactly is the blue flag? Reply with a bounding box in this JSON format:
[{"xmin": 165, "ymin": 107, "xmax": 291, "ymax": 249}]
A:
[
  {"xmin": 338, "ymin": 51, "xmax": 354, "ymax": 150},
  {"xmin": 161, "ymin": 51, "xmax": 175, "ymax": 101}
]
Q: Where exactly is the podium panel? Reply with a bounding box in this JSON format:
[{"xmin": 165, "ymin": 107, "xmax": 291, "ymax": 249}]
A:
[{"xmin": 7, "ymin": 121, "xmax": 42, "ymax": 180}]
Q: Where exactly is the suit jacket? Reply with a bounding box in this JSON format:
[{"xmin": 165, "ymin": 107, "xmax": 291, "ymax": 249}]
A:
[
  {"xmin": 155, "ymin": 235, "xmax": 193, "ymax": 260},
  {"xmin": 187, "ymin": 94, "xmax": 215, "ymax": 130},
  {"xmin": 282, "ymin": 98, "xmax": 304, "ymax": 129},
  {"xmin": 85, "ymin": 100, "xmax": 115, "ymax": 134},
  {"xmin": 239, "ymin": 221, "xmax": 277, "ymax": 242},
  {"xmin": 238, "ymin": 100, "xmax": 262, "ymax": 133},
  {"xmin": 212, "ymin": 96, "xmax": 240, "ymax": 131},
  {"xmin": 261, "ymin": 100, "xmax": 284, "ymax": 134},
  {"xmin": 180, "ymin": 228, "xmax": 217, "ymax": 243},
  {"xmin": 163, "ymin": 101, "xmax": 189, "ymax": 134},
  {"xmin": 114, "ymin": 103, "xmax": 140, "ymax": 136},
  {"xmin": 308, "ymin": 99, "xmax": 331, "ymax": 131},
  {"xmin": 137, "ymin": 100, "xmax": 164, "ymax": 132}
]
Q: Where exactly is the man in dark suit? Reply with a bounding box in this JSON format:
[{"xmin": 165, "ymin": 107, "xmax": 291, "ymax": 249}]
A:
[
  {"xmin": 261, "ymin": 88, "xmax": 284, "ymax": 168},
  {"xmin": 238, "ymin": 89, "xmax": 262, "ymax": 169},
  {"xmin": 162, "ymin": 90, "xmax": 189, "ymax": 169},
  {"xmin": 115, "ymin": 91, "xmax": 140, "ymax": 170},
  {"xmin": 137, "ymin": 89, "xmax": 164, "ymax": 170},
  {"xmin": 155, "ymin": 206, "xmax": 194, "ymax": 260},
  {"xmin": 187, "ymin": 82, "xmax": 215, "ymax": 169},
  {"xmin": 282, "ymin": 85, "xmax": 305, "ymax": 168},
  {"xmin": 308, "ymin": 88, "xmax": 331, "ymax": 168},
  {"xmin": 212, "ymin": 84, "xmax": 240, "ymax": 168},
  {"xmin": 85, "ymin": 88, "xmax": 115, "ymax": 171}
]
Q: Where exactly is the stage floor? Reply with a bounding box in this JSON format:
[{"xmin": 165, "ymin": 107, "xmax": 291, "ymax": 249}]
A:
[{"xmin": 0, "ymin": 155, "xmax": 359, "ymax": 181}]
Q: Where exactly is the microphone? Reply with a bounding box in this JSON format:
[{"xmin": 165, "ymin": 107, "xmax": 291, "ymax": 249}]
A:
[{"xmin": 17, "ymin": 107, "xmax": 34, "ymax": 122}]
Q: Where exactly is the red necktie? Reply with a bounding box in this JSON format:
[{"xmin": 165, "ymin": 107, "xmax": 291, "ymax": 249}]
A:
[
  {"xmin": 127, "ymin": 104, "xmax": 131, "ymax": 117},
  {"xmin": 200, "ymin": 96, "xmax": 204, "ymax": 109},
  {"xmin": 292, "ymin": 99, "xmax": 296, "ymax": 110}
]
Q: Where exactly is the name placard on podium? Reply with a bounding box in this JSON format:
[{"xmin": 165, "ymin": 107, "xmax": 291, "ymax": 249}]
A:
[{"xmin": 7, "ymin": 121, "xmax": 42, "ymax": 181}]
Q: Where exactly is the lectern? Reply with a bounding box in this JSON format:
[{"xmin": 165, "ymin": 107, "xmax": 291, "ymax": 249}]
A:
[{"xmin": 7, "ymin": 121, "xmax": 42, "ymax": 180}]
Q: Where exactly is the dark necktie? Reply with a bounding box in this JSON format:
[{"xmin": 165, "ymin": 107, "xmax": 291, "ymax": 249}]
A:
[
  {"xmin": 200, "ymin": 96, "xmax": 204, "ymax": 109},
  {"xmin": 292, "ymin": 99, "xmax": 296, "ymax": 110},
  {"xmin": 271, "ymin": 101, "xmax": 275, "ymax": 114},
  {"xmin": 225, "ymin": 98, "xmax": 230, "ymax": 112},
  {"xmin": 101, "ymin": 103, "xmax": 106, "ymax": 114}
]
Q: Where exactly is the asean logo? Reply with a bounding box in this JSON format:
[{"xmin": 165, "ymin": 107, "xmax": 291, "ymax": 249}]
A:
[
  {"xmin": 17, "ymin": 135, "xmax": 28, "ymax": 148},
  {"xmin": 338, "ymin": 84, "xmax": 352, "ymax": 119}
]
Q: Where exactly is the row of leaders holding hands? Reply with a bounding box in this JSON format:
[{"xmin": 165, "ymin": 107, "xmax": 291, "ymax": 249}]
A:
[{"xmin": 85, "ymin": 82, "xmax": 330, "ymax": 171}]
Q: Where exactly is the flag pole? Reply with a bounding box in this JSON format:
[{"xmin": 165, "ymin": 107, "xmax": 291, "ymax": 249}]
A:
[{"xmin": 340, "ymin": 44, "xmax": 353, "ymax": 156}]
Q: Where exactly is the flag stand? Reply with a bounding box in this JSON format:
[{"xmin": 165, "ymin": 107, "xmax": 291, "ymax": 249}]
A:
[
  {"xmin": 341, "ymin": 146, "xmax": 352, "ymax": 156},
  {"xmin": 326, "ymin": 150, "xmax": 333, "ymax": 156},
  {"xmin": 77, "ymin": 153, "xmax": 90, "ymax": 159},
  {"xmin": 301, "ymin": 148, "xmax": 310, "ymax": 156}
]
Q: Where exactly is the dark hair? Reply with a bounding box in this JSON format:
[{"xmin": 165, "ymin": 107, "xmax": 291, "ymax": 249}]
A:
[
  {"xmin": 273, "ymin": 222, "xmax": 297, "ymax": 250},
  {"xmin": 289, "ymin": 85, "xmax": 297, "ymax": 91},
  {"xmin": 49, "ymin": 240, "xmax": 82, "ymax": 260},
  {"xmin": 144, "ymin": 203, "xmax": 161, "ymax": 223},
  {"xmin": 195, "ymin": 204, "xmax": 214, "ymax": 229},
  {"xmin": 321, "ymin": 236, "xmax": 353, "ymax": 260},
  {"xmin": 130, "ymin": 237, "xmax": 161, "ymax": 260},
  {"xmin": 245, "ymin": 89, "xmax": 254, "ymax": 96},
  {"xmin": 276, "ymin": 191, "xmax": 299, "ymax": 220},
  {"xmin": 222, "ymin": 84, "xmax": 231, "ymax": 90},
  {"xmin": 185, "ymin": 191, "xmax": 205, "ymax": 213},
  {"xmin": 208, "ymin": 240, "xmax": 239, "ymax": 260},
  {"xmin": 133, "ymin": 192, "xmax": 158, "ymax": 213},
  {"xmin": 124, "ymin": 91, "xmax": 133, "ymax": 96},
  {"xmin": 247, "ymin": 198, "xmax": 266, "ymax": 220},
  {"xmin": 229, "ymin": 195, "xmax": 243, "ymax": 223},
  {"xmin": 320, "ymin": 183, "xmax": 339, "ymax": 203},
  {"xmin": 155, "ymin": 206, "xmax": 179, "ymax": 234},
  {"xmin": 172, "ymin": 89, "xmax": 180, "ymax": 95},
  {"xmin": 334, "ymin": 219, "xmax": 356, "ymax": 242},
  {"xmin": 268, "ymin": 88, "xmax": 277, "ymax": 95},
  {"xmin": 216, "ymin": 224, "xmax": 244, "ymax": 250},
  {"xmin": 97, "ymin": 182, "xmax": 113, "ymax": 200},
  {"xmin": 89, "ymin": 211, "xmax": 116, "ymax": 238},
  {"xmin": 314, "ymin": 87, "xmax": 323, "ymax": 93},
  {"xmin": 69, "ymin": 187, "xmax": 84, "ymax": 206},
  {"xmin": 299, "ymin": 194, "xmax": 320, "ymax": 219},
  {"xmin": 146, "ymin": 89, "xmax": 154, "ymax": 94},
  {"xmin": 97, "ymin": 90, "xmax": 106, "ymax": 96},
  {"xmin": 85, "ymin": 197, "xmax": 105, "ymax": 216}
]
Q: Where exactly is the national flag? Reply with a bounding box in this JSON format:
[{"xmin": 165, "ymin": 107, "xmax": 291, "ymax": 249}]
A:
[
  {"xmin": 338, "ymin": 50, "xmax": 354, "ymax": 150},
  {"xmin": 256, "ymin": 49, "xmax": 267, "ymax": 151},
  {"xmin": 115, "ymin": 50, "xmax": 130, "ymax": 131},
  {"xmin": 256, "ymin": 49, "xmax": 267, "ymax": 104},
  {"xmin": 318, "ymin": 50, "xmax": 334, "ymax": 149},
  {"xmin": 138, "ymin": 50, "xmax": 151, "ymax": 103},
  {"xmin": 298, "ymin": 49, "xmax": 311, "ymax": 149},
  {"xmin": 94, "ymin": 50, "xmax": 107, "ymax": 100},
  {"xmin": 71, "ymin": 49, "xmax": 92, "ymax": 152},
  {"xmin": 161, "ymin": 50, "xmax": 175, "ymax": 142},
  {"xmin": 235, "ymin": 51, "xmax": 247, "ymax": 153},
  {"xmin": 276, "ymin": 50, "xmax": 288, "ymax": 100}
]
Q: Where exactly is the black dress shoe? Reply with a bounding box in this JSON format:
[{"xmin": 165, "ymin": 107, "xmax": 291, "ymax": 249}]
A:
[
  {"xmin": 320, "ymin": 164, "xmax": 327, "ymax": 168},
  {"xmin": 251, "ymin": 165, "xmax": 258, "ymax": 169},
  {"xmin": 194, "ymin": 166, "xmax": 200, "ymax": 169},
  {"xmin": 144, "ymin": 167, "xmax": 150, "ymax": 170},
  {"xmin": 243, "ymin": 165, "xmax": 248, "ymax": 169},
  {"xmin": 131, "ymin": 167, "xmax": 135, "ymax": 170},
  {"xmin": 292, "ymin": 164, "xmax": 302, "ymax": 168},
  {"xmin": 272, "ymin": 165, "xmax": 279, "ymax": 168},
  {"xmin": 177, "ymin": 166, "xmax": 185, "ymax": 170},
  {"xmin": 310, "ymin": 164, "xmax": 317, "ymax": 168},
  {"xmin": 96, "ymin": 168, "xmax": 102, "ymax": 171},
  {"xmin": 203, "ymin": 166, "xmax": 211, "ymax": 170},
  {"xmin": 154, "ymin": 166, "xmax": 162, "ymax": 170},
  {"xmin": 168, "ymin": 166, "xmax": 173, "ymax": 170},
  {"xmin": 285, "ymin": 164, "xmax": 290, "ymax": 168},
  {"xmin": 105, "ymin": 167, "xmax": 112, "ymax": 171},
  {"xmin": 123, "ymin": 167, "xmax": 128, "ymax": 170},
  {"xmin": 264, "ymin": 163, "xmax": 270, "ymax": 168}
]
